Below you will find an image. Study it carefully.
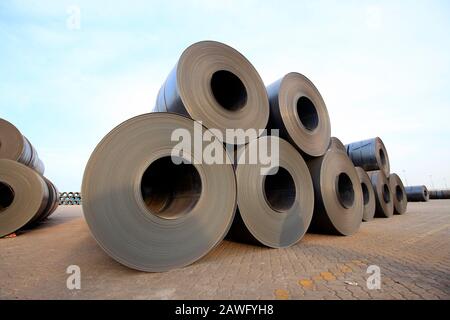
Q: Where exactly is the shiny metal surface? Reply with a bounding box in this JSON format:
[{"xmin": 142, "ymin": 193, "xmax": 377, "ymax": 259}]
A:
[
  {"xmin": 227, "ymin": 136, "xmax": 314, "ymax": 248},
  {"xmin": 405, "ymin": 185, "xmax": 430, "ymax": 202},
  {"xmin": 154, "ymin": 41, "xmax": 269, "ymax": 145},
  {"xmin": 82, "ymin": 113, "xmax": 237, "ymax": 272},
  {"xmin": 389, "ymin": 173, "xmax": 408, "ymax": 214},
  {"xmin": 0, "ymin": 159, "xmax": 50, "ymax": 237},
  {"xmin": 355, "ymin": 167, "xmax": 376, "ymax": 221},
  {"xmin": 346, "ymin": 137, "xmax": 390, "ymax": 176},
  {"xmin": 266, "ymin": 72, "xmax": 331, "ymax": 157},
  {"xmin": 0, "ymin": 119, "xmax": 45, "ymax": 175},
  {"xmin": 306, "ymin": 150, "xmax": 363, "ymax": 235},
  {"xmin": 367, "ymin": 170, "xmax": 394, "ymax": 218}
]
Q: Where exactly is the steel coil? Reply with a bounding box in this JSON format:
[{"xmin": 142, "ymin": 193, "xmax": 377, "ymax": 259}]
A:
[
  {"xmin": 39, "ymin": 177, "xmax": 59, "ymax": 221},
  {"xmin": 266, "ymin": 72, "xmax": 331, "ymax": 157},
  {"xmin": 82, "ymin": 113, "xmax": 237, "ymax": 272},
  {"xmin": 429, "ymin": 189, "xmax": 450, "ymax": 199},
  {"xmin": 154, "ymin": 41, "xmax": 269, "ymax": 145},
  {"xmin": 405, "ymin": 185, "xmax": 429, "ymax": 202},
  {"xmin": 328, "ymin": 137, "xmax": 346, "ymax": 152},
  {"xmin": 388, "ymin": 173, "xmax": 408, "ymax": 214},
  {"xmin": 0, "ymin": 119, "xmax": 45, "ymax": 175},
  {"xmin": 227, "ymin": 136, "xmax": 314, "ymax": 247},
  {"xmin": 0, "ymin": 159, "xmax": 49, "ymax": 237},
  {"xmin": 367, "ymin": 171, "xmax": 394, "ymax": 218},
  {"xmin": 355, "ymin": 167, "xmax": 376, "ymax": 221},
  {"xmin": 346, "ymin": 137, "xmax": 390, "ymax": 175},
  {"xmin": 306, "ymin": 150, "xmax": 363, "ymax": 235}
]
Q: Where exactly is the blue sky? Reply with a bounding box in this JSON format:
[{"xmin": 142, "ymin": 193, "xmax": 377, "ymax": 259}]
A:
[{"xmin": 1, "ymin": 0, "xmax": 449, "ymax": 191}]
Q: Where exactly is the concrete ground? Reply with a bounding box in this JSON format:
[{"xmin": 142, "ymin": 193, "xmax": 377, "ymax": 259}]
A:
[{"xmin": 0, "ymin": 201, "xmax": 449, "ymax": 300}]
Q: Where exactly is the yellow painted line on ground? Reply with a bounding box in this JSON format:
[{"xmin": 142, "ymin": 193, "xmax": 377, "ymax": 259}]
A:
[
  {"xmin": 339, "ymin": 265, "xmax": 353, "ymax": 273},
  {"xmin": 298, "ymin": 279, "xmax": 314, "ymax": 288},
  {"xmin": 274, "ymin": 289, "xmax": 289, "ymax": 300},
  {"xmin": 320, "ymin": 272, "xmax": 337, "ymax": 281}
]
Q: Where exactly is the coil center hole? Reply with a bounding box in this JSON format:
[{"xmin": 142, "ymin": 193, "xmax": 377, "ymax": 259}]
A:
[
  {"xmin": 382, "ymin": 184, "xmax": 391, "ymax": 203},
  {"xmin": 141, "ymin": 156, "xmax": 202, "ymax": 220},
  {"xmin": 361, "ymin": 182, "xmax": 370, "ymax": 205},
  {"xmin": 0, "ymin": 182, "xmax": 14, "ymax": 212},
  {"xmin": 211, "ymin": 70, "xmax": 247, "ymax": 111},
  {"xmin": 336, "ymin": 173, "xmax": 355, "ymax": 209},
  {"xmin": 297, "ymin": 96, "xmax": 319, "ymax": 131},
  {"xmin": 395, "ymin": 185, "xmax": 404, "ymax": 202},
  {"xmin": 379, "ymin": 148, "xmax": 387, "ymax": 167},
  {"xmin": 263, "ymin": 167, "xmax": 296, "ymax": 212}
]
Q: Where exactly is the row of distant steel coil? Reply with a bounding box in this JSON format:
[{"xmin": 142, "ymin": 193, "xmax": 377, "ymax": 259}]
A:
[{"xmin": 59, "ymin": 192, "xmax": 82, "ymax": 205}]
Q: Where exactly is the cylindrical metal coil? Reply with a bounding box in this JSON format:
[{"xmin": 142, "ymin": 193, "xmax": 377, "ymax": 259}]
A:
[
  {"xmin": 154, "ymin": 41, "xmax": 269, "ymax": 145},
  {"xmin": 389, "ymin": 173, "xmax": 408, "ymax": 214},
  {"xmin": 405, "ymin": 185, "xmax": 429, "ymax": 202},
  {"xmin": 0, "ymin": 159, "xmax": 49, "ymax": 237},
  {"xmin": 306, "ymin": 150, "xmax": 363, "ymax": 235},
  {"xmin": 367, "ymin": 171, "xmax": 394, "ymax": 218},
  {"xmin": 346, "ymin": 137, "xmax": 390, "ymax": 175},
  {"xmin": 266, "ymin": 72, "xmax": 331, "ymax": 157},
  {"xmin": 355, "ymin": 167, "xmax": 376, "ymax": 221},
  {"xmin": 0, "ymin": 119, "xmax": 45, "ymax": 175},
  {"xmin": 328, "ymin": 137, "xmax": 346, "ymax": 152},
  {"xmin": 82, "ymin": 113, "xmax": 237, "ymax": 272},
  {"xmin": 429, "ymin": 189, "xmax": 450, "ymax": 199},
  {"xmin": 38, "ymin": 177, "xmax": 59, "ymax": 221},
  {"xmin": 227, "ymin": 136, "xmax": 314, "ymax": 248}
]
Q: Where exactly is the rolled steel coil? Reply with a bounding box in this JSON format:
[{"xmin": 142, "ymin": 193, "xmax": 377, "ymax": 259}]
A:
[
  {"xmin": 39, "ymin": 177, "xmax": 59, "ymax": 220},
  {"xmin": 266, "ymin": 72, "xmax": 331, "ymax": 157},
  {"xmin": 306, "ymin": 150, "xmax": 363, "ymax": 235},
  {"xmin": 154, "ymin": 41, "xmax": 269, "ymax": 145},
  {"xmin": 367, "ymin": 171, "xmax": 394, "ymax": 218},
  {"xmin": 355, "ymin": 167, "xmax": 376, "ymax": 221},
  {"xmin": 328, "ymin": 137, "xmax": 346, "ymax": 152},
  {"xmin": 0, "ymin": 118, "xmax": 45, "ymax": 174},
  {"xmin": 346, "ymin": 137, "xmax": 390, "ymax": 175},
  {"xmin": 227, "ymin": 136, "xmax": 314, "ymax": 247},
  {"xmin": 405, "ymin": 185, "xmax": 429, "ymax": 202},
  {"xmin": 82, "ymin": 113, "xmax": 237, "ymax": 272},
  {"xmin": 388, "ymin": 173, "xmax": 408, "ymax": 214},
  {"xmin": 429, "ymin": 189, "xmax": 450, "ymax": 199},
  {"xmin": 0, "ymin": 159, "xmax": 50, "ymax": 237}
]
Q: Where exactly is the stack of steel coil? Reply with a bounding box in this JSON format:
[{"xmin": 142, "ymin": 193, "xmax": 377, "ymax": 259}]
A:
[
  {"xmin": 59, "ymin": 192, "xmax": 82, "ymax": 205},
  {"xmin": 341, "ymin": 137, "xmax": 408, "ymax": 217},
  {"xmin": 0, "ymin": 119, "xmax": 59, "ymax": 237},
  {"xmin": 81, "ymin": 40, "xmax": 407, "ymax": 272}
]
